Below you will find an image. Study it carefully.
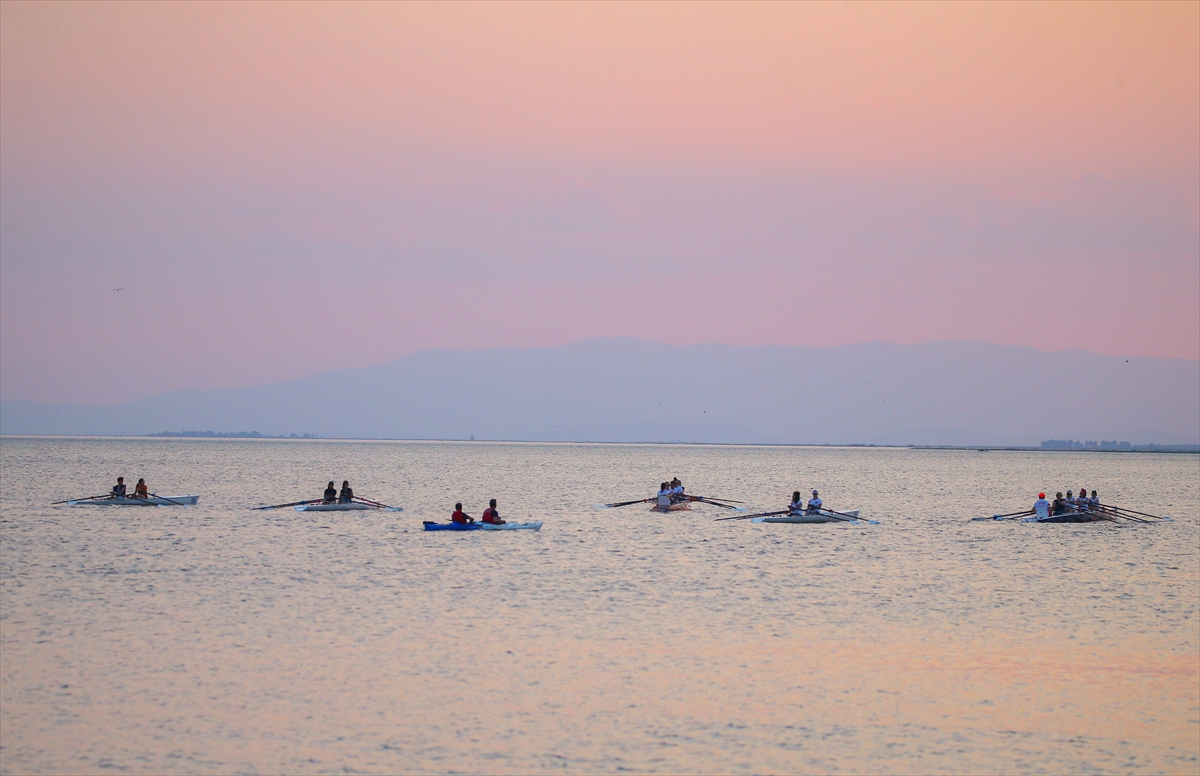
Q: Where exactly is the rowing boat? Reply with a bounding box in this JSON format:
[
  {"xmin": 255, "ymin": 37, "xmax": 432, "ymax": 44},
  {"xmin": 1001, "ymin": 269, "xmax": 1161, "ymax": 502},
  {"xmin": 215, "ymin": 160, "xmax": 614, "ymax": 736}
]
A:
[
  {"xmin": 754, "ymin": 509, "xmax": 861, "ymax": 524},
  {"xmin": 1022, "ymin": 511, "xmax": 1107, "ymax": 523},
  {"xmin": 651, "ymin": 502, "xmax": 691, "ymax": 513},
  {"xmin": 67, "ymin": 495, "xmax": 199, "ymax": 506},
  {"xmin": 294, "ymin": 502, "xmax": 399, "ymax": 512},
  {"xmin": 423, "ymin": 521, "xmax": 543, "ymax": 531}
]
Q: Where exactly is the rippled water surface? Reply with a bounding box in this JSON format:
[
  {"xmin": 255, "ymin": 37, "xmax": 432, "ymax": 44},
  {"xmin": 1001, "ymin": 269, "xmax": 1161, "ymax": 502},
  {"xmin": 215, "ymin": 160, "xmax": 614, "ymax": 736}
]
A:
[{"xmin": 1, "ymin": 437, "xmax": 1197, "ymax": 774}]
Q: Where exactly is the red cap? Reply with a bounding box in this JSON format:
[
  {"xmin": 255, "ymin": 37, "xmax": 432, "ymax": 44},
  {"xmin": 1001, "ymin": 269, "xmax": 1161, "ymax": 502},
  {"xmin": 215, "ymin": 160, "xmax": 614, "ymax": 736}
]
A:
[{"xmin": 1038, "ymin": 493, "xmax": 1045, "ymax": 499}]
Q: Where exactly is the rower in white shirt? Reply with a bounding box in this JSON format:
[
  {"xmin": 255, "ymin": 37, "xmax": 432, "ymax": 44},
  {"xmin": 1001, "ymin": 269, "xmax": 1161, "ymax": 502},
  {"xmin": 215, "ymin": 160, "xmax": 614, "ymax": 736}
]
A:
[
  {"xmin": 656, "ymin": 483, "xmax": 672, "ymax": 510},
  {"xmin": 789, "ymin": 491, "xmax": 805, "ymax": 514},
  {"xmin": 1033, "ymin": 492, "xmax": 1050, "ymax": 519},
  {"xmin": 806, "ymin": 490, "xmax": 823, "ymax": 514}
]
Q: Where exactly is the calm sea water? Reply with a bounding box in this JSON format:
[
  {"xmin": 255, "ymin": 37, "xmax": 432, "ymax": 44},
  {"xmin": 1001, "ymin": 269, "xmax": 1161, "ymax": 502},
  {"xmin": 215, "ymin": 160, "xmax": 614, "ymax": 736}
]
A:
[{"xmin": 1, "ymin": 436, "xmax": 1197, "ymax": 775}]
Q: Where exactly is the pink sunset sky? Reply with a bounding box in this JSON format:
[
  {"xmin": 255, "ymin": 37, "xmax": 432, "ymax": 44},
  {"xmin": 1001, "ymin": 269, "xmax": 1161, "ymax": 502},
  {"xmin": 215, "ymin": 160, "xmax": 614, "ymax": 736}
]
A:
[{"xmin": 1, "ymin": 1, "xmax": 1197, "ymax": 405}]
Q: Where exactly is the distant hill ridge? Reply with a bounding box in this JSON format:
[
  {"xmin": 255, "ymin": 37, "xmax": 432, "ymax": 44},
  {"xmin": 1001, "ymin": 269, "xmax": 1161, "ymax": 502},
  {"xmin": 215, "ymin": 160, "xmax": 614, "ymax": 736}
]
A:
[{"xmin": 2, "ymin": 339, "xmax": 1197, "ymax": 446}]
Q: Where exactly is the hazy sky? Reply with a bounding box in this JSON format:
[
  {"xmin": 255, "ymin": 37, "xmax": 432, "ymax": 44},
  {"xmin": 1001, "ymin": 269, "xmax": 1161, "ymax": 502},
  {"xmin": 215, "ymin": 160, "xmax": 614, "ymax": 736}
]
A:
[{"xmin": 2, "ymin": 1, "xmax": 1197, "ymax": 405}]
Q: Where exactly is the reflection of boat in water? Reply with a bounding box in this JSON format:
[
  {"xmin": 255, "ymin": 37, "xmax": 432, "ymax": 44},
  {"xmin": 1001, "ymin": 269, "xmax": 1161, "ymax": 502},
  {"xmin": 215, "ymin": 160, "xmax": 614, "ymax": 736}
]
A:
[
  {"xmin": 756, "ymin": 509, "xmax": 861, "ymax": 524},
  {"xmin": 69, "ymin": 495, "xmax": 199, "ymax": 506}
]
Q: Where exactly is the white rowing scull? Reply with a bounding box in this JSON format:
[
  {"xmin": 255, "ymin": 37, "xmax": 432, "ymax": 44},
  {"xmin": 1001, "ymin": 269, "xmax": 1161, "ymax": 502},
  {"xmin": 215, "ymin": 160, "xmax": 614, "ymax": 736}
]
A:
[{"xmin": 66, "ymin": 495, "xmax": 199, "ymax": 506}]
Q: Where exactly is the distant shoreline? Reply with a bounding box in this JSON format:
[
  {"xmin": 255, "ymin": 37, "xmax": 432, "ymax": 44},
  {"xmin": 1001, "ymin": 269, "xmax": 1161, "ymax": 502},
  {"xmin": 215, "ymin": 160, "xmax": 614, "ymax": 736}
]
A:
[{"xmin": 1, "ymin": 434, "xmax": 1196, "ymax": 453}]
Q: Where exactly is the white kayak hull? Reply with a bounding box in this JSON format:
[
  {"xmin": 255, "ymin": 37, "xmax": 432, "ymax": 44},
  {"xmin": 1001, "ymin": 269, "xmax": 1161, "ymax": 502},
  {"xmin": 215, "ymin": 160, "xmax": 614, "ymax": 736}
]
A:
[
  {"xmin": 480, "ymin": 521, "xmax": 542, "ymax": 531},
  {"xmin": 294, "ymin": 502, "xmax": 400, "ymax": 512},
  {"xmin": 69, "ymin": 495, "xmax": 199, "ymax": 506},
  {"xmin": 758, "ymin": 509, "xmax": 860, "ymax": 524}
]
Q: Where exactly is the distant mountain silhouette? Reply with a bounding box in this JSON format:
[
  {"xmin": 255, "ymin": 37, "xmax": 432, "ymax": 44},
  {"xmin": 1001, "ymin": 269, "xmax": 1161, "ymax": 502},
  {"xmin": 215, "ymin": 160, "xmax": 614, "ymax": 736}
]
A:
[{"xmin": 2, "ymin": 339, "xmax": 1197, "ymax": 445}]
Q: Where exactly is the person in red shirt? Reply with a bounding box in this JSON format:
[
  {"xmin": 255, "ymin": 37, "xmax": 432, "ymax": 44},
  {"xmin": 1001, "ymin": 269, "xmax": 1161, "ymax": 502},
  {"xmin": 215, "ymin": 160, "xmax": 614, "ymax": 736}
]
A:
[
  {"xmin": 451, "ymin": 503, "xmax": 474, "ymax": 524},
  {"xmin": 481, "ymin": 498, "xmax": 506, "ymax": 525}
]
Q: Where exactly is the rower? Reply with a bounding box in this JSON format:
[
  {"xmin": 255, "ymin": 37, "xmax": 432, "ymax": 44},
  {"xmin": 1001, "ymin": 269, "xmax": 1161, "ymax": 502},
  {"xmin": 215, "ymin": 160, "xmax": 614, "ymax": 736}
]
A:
[
  {"xmin": 133, "ymin": 478, "xmax": 149, "ymax": 499},
  {"xmin": 656, "ymin": 483, "xmax": 671, "ymax": 510},
  {"xmin": 1065, "ymin": 490, "xmax": 1077, "ymax": 511},
  {"xmin": 110, "ymin": 477, "xmax": 127, "ymax": 499},
  {"xmin": 669, "ymin": 478, "xmax": 685, "ymax": 503},
  {"xmin": 481, "ymin": 498, "xmax": 505, "ymax": 525},
  {"xmin": 1089, "ymin": 490, "xmax": 1100, "ymax": 510},
  {"xmin": 1077, "ymin": 488, "xmax": 1089, "ymax": 512},
  {"xmin": 807, "ymin": 490, "xmax": 823, "ymax": 515},
  {"xmin": 338, "ymin": 480, "xmax": 354, "ymax": 503},
  {"xmin": 451, "ymin": 502, "xmax": 474, "ymax": 524},
  {"xmin": 323, "ymin": 481, "xmax": 337, "ymax": 503},
  {"xmin": 1033, "ymin": 492, "xmax": 1050, "ymax": 519},
  {"xmin": 789, "ymin": 491, "xmax": 805, "ymax": 514},
  {"xmin": 1051, "ymin": 492, "xmax": 1067, "ymax": 515}
]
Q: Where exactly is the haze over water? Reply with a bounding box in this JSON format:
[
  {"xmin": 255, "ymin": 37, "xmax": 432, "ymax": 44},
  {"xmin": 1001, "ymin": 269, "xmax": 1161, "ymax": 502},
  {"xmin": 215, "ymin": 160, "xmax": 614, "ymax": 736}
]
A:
[{"xmin": 1, "ymin": 437, "xmax": 1197, "ymax": 774}]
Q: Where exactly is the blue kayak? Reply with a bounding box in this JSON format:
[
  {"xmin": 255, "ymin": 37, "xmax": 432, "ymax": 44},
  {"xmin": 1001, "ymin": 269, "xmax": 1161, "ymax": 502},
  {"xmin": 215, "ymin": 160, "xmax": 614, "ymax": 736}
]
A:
[{"xmin": 423, "ymin": 521, "xmax": 482, "ymax": 531}]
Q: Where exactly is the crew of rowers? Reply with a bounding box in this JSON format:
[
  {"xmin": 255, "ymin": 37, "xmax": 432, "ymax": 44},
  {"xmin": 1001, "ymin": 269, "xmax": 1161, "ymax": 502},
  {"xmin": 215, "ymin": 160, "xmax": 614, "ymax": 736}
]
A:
[
  {"xmin": 789, "ymin": 490, "xmax": 824, "ymax": 515},
  {"xmin": 450, "ymin": 499, "xmax": 506, "ymax": 525},
  {"xmin": 110, "ymin": 476, "xmax": 150, "ymax": 499},
  {"xmin": 656, "ymin": 478, "xmax": 687, "ymax": 509},
  {"xmin": 322, "ymin": 480, "xmax": 355, "ymax": 503},
  {"xmin": 1033, "ymin": 488, "xmax": 1101, "ymax": 516}
]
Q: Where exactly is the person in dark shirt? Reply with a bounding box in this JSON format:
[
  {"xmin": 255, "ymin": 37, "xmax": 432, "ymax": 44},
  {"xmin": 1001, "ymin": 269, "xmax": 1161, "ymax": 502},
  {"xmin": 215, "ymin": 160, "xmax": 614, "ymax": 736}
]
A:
[
  {"xmin": 481, "ymin": 498, "xmax": 505, "ymax": 525},
  {"xmin": 323, "ymin": 481, "xmax": 337, "ymax": 503},
  {"xmin": 1051, "ymin": 492, "xmax": 1067, "ymax": 515},
  {"xmin": 339, "ymin": 480, "xmax": 354, "ymax": 503},
  {"xmin": 451, "ymin": 502, "xmax": 474, "ymax": 524},
  {"xmin": 111, "ymin": 477, "xmax": 126, "ymax": 499}
]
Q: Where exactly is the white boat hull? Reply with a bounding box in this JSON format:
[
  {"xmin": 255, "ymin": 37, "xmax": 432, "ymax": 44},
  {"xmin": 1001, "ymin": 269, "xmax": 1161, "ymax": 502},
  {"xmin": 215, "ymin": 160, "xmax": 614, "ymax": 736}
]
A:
[
  {"xmin": 69, "ymin": 495, "xmax": 199, "ymax": 506},
  {"xmin": 758, "ymin": 509, "xmax": 860, "ymax": 524},
  {"xmin": 294, "ymin": 502, "xmax": 400, "ymax": 512}
]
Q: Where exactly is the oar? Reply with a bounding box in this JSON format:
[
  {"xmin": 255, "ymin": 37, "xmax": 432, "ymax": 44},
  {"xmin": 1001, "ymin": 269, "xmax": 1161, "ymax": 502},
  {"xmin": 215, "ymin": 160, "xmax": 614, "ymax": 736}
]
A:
[
  {"xmin": 148, "ymin": 492, "xmax": 186, "ymax": 507},
  {"xmin": 1091, "ymin": 505, "xmax": 1148, "ymax": 523},
  {"xmin": 690, "ymin": 496, "xmax": 744, "ymax": 511},
  {"xmin": 1097, "ymin": 503, "xmax": 1172, "ymax": 521},
  {"xmin": 819, "ymin": 507, "xmax": 880, "ymax": 525},
  {"xmin": 691, "ymin": 495, "xmax": 746, "ymax": 504},
  {"xmin": 597, "ymin": 497, "xmax": 654, "ymax": 509},
  {"xmin": 51, "ymin": 494, "xmax": 109, "ymax": 505},
  {"xmin": 354, "ymin": 496, "xmax": 403, "ymax": 511},
  {"xmin": 255, "ymin": 498, "xmax": 323, "ymax": 511},
  {"xmin": 716, "ymin": 509, "xmax": 789, "ymax": 522},
  {"xmin": 971, "ymin": 509, "xmax": 1035, "ymax": 521}
]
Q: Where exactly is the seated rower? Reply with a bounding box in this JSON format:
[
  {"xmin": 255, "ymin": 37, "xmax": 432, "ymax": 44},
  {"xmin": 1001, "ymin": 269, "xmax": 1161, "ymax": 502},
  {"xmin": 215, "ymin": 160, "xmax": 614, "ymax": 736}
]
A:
[
  {"xmin": 451, "ymin": 502, "xmax": 475, "ymax": 524},
  {"xmin": 669, "ymin": 478, "xmax": 685, "ymax": 503},
  {"xmin": 807, "ymin": 490, "xmax": 823, "ymax": 515},
  {"xmin": 1077, "ymin": 488, "xmax": 1089, "ymax": 511},
  {"xmin": 789, "ymin": 491, "xmax": 805, "ymax": 514},
  {"xmin": 1089, "ymin": 490, "xmax": 1101, "ymax": 510},
  {"xmin": 1033, "ymin": 492, "xmax": 1050, "ymax": 519},
  {"xmin": 656, "ymin": 483, "xmax": 672, "ymax": 510},
  {"xmin": 110, "ymin": 477, "xmax": 127, "ymax": 499},
  {"xmin": 1051, "ymin": 492, "xmax": 1067, "ymax": 515},
  {"xmin": 1065, "ymin": 490, "xmax": 1076, "ymax": 510},
  {"xmin": 323, "ymin": 481, "xmax": 337, "ymax": 503},
  {"xmin": 481, "ymin": 498, "xmax": 506, "ymax": 525},
  {"xmin": 133, "ymin": 478, "xmax": 149, "ymax": 499},
  {"xmin": 338, "ymin": 480, "xmax": 354, "ymax": 503}
]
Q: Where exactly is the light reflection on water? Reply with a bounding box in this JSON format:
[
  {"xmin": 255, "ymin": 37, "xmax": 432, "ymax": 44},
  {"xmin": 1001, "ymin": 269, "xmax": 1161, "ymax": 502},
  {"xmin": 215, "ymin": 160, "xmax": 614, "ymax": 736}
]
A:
[{"xmin": 1, "ymin": 437, "xmax": 1197, "ymax": 774}]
